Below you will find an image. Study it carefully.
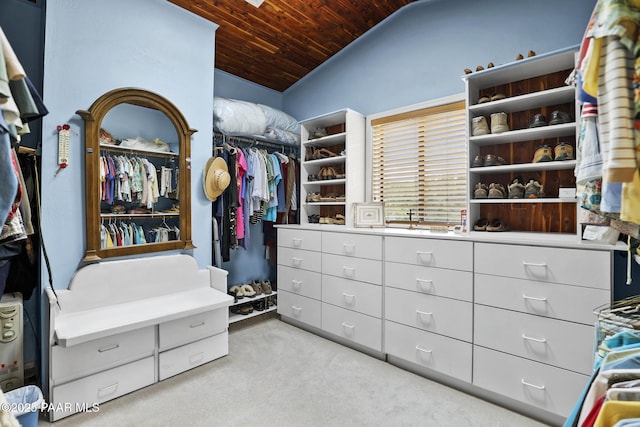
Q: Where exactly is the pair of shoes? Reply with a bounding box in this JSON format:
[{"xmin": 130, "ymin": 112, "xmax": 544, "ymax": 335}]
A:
[
  {"xmin": 508, "ymin": 176, "xmax": 525, "ymax": 199},
  {"xmin": 229, "ymin": 284, "xmax": 257, "ymax": 299},
  {"xmin": 308, "ymin": 214, "xmax": 320, "ymax": 223},
  {"xmin": 231, "ymin": 303, "xmax": 254, "ymax": 315},
  {"xmin": 473, "ymin": 217, "xmax": 489, "ymax": 231},
  {"xmin": 248, "ymin": 280, "xmax": 264, "ymax": 296},
  {"xmin": 525, "ymin": 179, "xmax": 545, "ymax": 198},
  {"xmin": 306, "ymin": 192, "xmax": 321, "ymax": 202},
  {"xmin": 486, "ymin": 218, "xmax": 510, "ymax": 232},
  {"xmin": 478, "ymin": 93, "xmax": 507, "ymax": 104},
  {"xmin": 309, "ymin": 128, "xmax": 327, "ymax": 139},
  {"xmin": 319, "ymin": 166, "xmax": 337, "ymax": 180},
  {"xmin": 532, "ymin": 145, "xmax": 553, "ymax": 163},
  {"xmin": 472, "ymin": 112, "xmax": 510, "ymax": 136},
  {"xmin": 488, "ymin": 183, "xmax": 506, "ymax": 199},
  {"xmin": 320, "ymin": 193, "xmax": 337, "ymax": 202},
  {"xmin": 528, "ymin": 111, "xmax": 572, "ymax": 128},
  {"xmin": 516, "ymin": 50, "xmax": 536, "ymax": 60},
  {"xmin": 472, "ymin": 154, "xmax": 506, "ymax": 167},
  {"xmin": 532, "ymin": 143, "xmax": 574, "ymax": 162},
  {"xmin": 314, "ymin": 148, "xmax": 337, "ymax": 159}
]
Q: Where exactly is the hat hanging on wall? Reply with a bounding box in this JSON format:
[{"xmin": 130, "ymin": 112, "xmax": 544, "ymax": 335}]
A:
[{"xmin": 203, "ymin": 157, "xmax": 230, "ymax": 202}]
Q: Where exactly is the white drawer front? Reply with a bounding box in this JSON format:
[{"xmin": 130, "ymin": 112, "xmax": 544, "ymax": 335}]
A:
[
  {"xmin": 473, "ymin": 346, "xmax": 589, "ymax": 417},
  {"xmin": 385, "ymin": 237, "xmax": 472, "ymax": 271},
  {"xmin": 385, "ymin": 321, "xmax": 471, "ymax": 383},
  {"xmin": 277, "ymin": 290, "xmax": 321, "ymax": 329},
  {"xmin": 159, "ymin": 309, "xmax": 227, "ymax": 351},
  {"xmin": 51, "ymin": 356, "xmax": 155, "ymax": 421},
  {"xmin": 322, "ymin": 231, "xmax": 382, "ymax": 260},
  {"xmin": 51, "ymin": 326, "xmax": 155, "ymax": 384},
  {"xmin": 159, "ymin": 333, "xmax": 228, "ymax": 381},
  {"xmin": 385, "ymin": 287, "xmax": 472, "ymax": 342},
  {"xmin": 278, "ymin": 228, "xmax": 321, "ymax": 251},
  {"xmin": 321, "ymin": 275, "xmax": 382, "ymax": 318},
  {"xmin": 278, "ymin": 247, "xmax": 322, "ymax": 272},
  {"xmin": 385, "ymin": 262, "xmax": 473, "ymax": 302},
  {"xmin": 474, "ymin": 305, "xmax": 595, "ymax": 374},
  {"xmin": 474, "ymin": 243, "xmax": 611, "ymax": 289},
  {"xmin": 277, "ymin": 265, "xmax": 322, "ymax": 300},
  {"xmin": 475, "ymin": 273, "xmax": 610, "ymax": 325},
  {"xmin": 321, "ymin": 303, "xmax": 382, "ymax": 351},
  {"xmin": 321, "ymin": 253, "xmax": 382, "ymax": 285}
]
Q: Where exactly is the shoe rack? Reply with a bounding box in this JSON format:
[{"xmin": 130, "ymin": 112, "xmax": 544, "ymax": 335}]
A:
[
  {"xmin": 464, "ymin": 45, "xmax": 579, "ymax": 235},
  {"xmin": 300, "ymin": 109, "xmax": 365, "ymax": 227}
]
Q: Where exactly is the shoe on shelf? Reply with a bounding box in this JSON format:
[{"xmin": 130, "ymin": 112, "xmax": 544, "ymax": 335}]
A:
[
  {"xmin": 516, "ymin": 53, "xmax": 524, "ymax": 60},
  {"xmin": 472, "ymin": 155, "xmax": 484, "ymax": 167},
  {"xmin": 490, "ymin": 93, "xmax": 506, "ymax": 101},
  {"xmin": 478, "ymin": 95, "xmax": 491, "ymax": 104},
  {"xmin": 490, "ymin": 112, "xmax": 510, "ymax": 133},
  {"xmin": 238, "ymin": 303, "xmax": 254, "ymax": 315},
  {"xmin": 554, "ymin": 142, "xmax": 575, "ymax": 161},
  {"xmin": 532, "ymin": 145, "xmax": 553, "ymax": 163},
  {"xmin": 229, "ymin": 285, "xmax": 245, "ymax": 299},
  {"xmin": 261, "ymin": 280, "xmax": 273, "ymax": 295},
  {"xmin": 549, "ymin": 110, "xmax": 572, "ymax": 125},
  {"xmin": 486, "ymin": 219, "xmax": 510, "ymax": 232},
  {"xmin": 483, "ymin": 154, "xmax": 506, "ymax": 167},
  {"xmin": 474, "ymin": 182, "xmax": 488, "ymax": 199},
  {"xmin": 476, "ymin": 65, "xmax": 484, "ymax": 72},
  {"xmin": 472, "ymin": 116, "xmax": 490, "ymax": 136},
  {"xmin": 464, "ymin": 68, "xmax": 473, "ymax": 75},
  {"xmin": 250, "ymin": 280, "xmax": 264, "ymax": 296},
  {"xmin": 241, "ymin": 284, "xmax": 256, "ymax": 298},
  {"xmin": 487, "ymin": 62, "xmax": 495, "ymax": 69},
  {"xmin": 528, "ymin": 50, "xmax": 536, "ymax": 57},
  {"xmin": 253, "ymin": 299, "xmax": 266, "ymax": 312},
  {"xmin": 473, "ymin": 217, "xmax": 489, "ymax": 231},
  {"xmin": 333, "ymin": 214, "xmax": 346, "ymax": 225},
  {"xmin": 528, "ymin": 113, "xmax": 548, "ymax": 128},
  {"xmin": 525, "ymin": 179, "xmax": 545, "ymax": 198},
  {"xmin": 508, "ymin": 177, "xmax": 525, "ymax": 199},
  {"xmin": 488, "ymin": 183, "xmax": 507, "ymax": 199}
]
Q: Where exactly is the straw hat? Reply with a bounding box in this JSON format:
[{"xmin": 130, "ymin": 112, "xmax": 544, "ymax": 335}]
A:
[{"xmin": 203, "ymin": 157, "xmax": 230, "ymax": 202}]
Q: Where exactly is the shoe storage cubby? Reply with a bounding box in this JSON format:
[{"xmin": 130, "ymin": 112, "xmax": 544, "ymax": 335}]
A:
[
  {"xmin": 464, "ymin": 46, "xmax": 579, "ymax": 235},
  {"xmin": 300, "ymin": 109, "xmax": 365, "ymax": 227}
]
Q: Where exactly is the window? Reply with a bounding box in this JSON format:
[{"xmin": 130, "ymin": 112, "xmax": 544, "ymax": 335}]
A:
[{"xmin": 370, "ymin": 97, "xmax": 467, "ymax": 226}]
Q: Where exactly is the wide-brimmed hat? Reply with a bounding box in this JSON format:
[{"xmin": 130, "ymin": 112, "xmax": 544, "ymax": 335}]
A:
[{"xmin": 203, "ymin": 157, "xmax": 230, "ymax": 201}]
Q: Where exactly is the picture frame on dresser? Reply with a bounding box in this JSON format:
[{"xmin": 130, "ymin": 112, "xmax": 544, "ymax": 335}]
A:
[{"xmin": 353, "ymin": 202, "xmax": 385, "ymax": 227}]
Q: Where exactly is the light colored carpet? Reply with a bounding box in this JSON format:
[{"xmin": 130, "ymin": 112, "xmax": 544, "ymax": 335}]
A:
[{"xmin": 41, "ymin": 317, "xmax": 550, "ymax": 426}]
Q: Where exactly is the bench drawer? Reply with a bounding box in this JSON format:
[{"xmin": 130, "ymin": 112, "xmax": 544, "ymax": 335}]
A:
[
  {"xmin": 385, "ymin": 261, "xmax": 473, "ymax": 302},
  {"xmin": 322, "ymin": 275, "xmax": 382, "ymax": 318},
  {"xmin": 474, "ymin": 243, "xmax": 611, "ymax": 289},
  {"xmin": 321, "ymin": 253, "xmax": 382, "ymax": 285},
  {"xmin": 51, "ymin": 356, "xmax": 155, "ymax": 421},
  {"xmin": 277, "ymin": 265, "xmax": 322, "ymax": 300},
  {"xmin": 51, "ymin": 326, "xmax": 155, "ymax": 384},
  {"xmin": 473, "ymin": 346, "xmax": 588, "ymax": 417},
  {"xmin": 385, "ymin": 320, "xmax": 472, "ymax": 383},
  {"xmin": 278, "ymin": 247, "xmax": 322, "ymax": 273},
  {"xmin": 321, "ymin": 303, "xmax": 382, "ymax": 351},
  {"xmin": 159, "ymin": 333, "xmax": 228, "ymax": 381},
  {"xmin": 385, "ymin": 287, "xmax": 472, "ymax": 342},
  {"xmin": 321, "ymin": 231, "xmax": 382, "ymax": 260},
  {"xmin": 159, "ymin": 309, "xmax": 227, "ymax": 351},
  {"xmin": 474, "ymin": 305, "xmax": 595, "ymax": 374},
  {"xmin": 278, "ymin": 228, "xmax": 321, "ymax": 251},
  {"xmin": 277, "ymin": 291, "xmax": 321, "ymax": 329},
  {"xmin": 385, "ymin": 237, "xmax": 472, "ymax": 271}
]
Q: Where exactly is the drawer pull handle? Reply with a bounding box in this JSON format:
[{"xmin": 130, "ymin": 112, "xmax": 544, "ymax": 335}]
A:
[
  {"xmin": 292, "ymin": 306, "xmax": 302, "ymax": 315},
  {"xmin": 521, "ymin": 379, "xmax": 546, "ymax": 390},
  {"xmin": 416, "ymin": 309, "xmax": 433, "ymax": 317},
  {"xmin": 342, "ymin": 322, "xmax": 355, "ymax": 336},
  {"xmin": 522, "ymin": 333, "xmax": 547, "ymax": 343},
  {"xmin": 415, "ymin": 345, "xmax": 432, "ymax": 354},
  {"xmin": 189, "ymin": 352, "xmax": 204, "ymax": 365},
  {"xmin": 416, "ymin": 251, "xmax": 433, "ymax": 263},
  {"xmin": 98, "ymin": 344, "xmax": 120, "ymax": 353},
  {"xmin": 342, "ymin": 292, "xmax": 356, "ymax": 304},
  {"xmin": 190, "ymin": 321, "xmax": 205, "ymax": 328},
  {"xmin": 343, "ymin": 267, "xmax": 355, "ymax": 278},
  {"xmin": 292, "ymin": 238, "xmax": 302, "ymax": 247},
  {"xmin": 292, "ymin": 280, "xmax": 302, "ymax": 289},
  {"xmin": 522, "ymin": 261, "xmax": 547, "ymax": 268},
  {"xmin": 97, "ymin": 382, "xmax": 119, "ymax": 397},
  {"xmin": 343, "ymin": 244, "xmax": 355, "ymax": 255},
  {"xmin": 522, "ymin": 294, "xmax": 548, "ymax": 302},
  {"xmin": 292, "ymin": 257, "xmax": 302, "ymax": 267},
  {"xmin": 416, "ymin": 279, "xmax": 433, "ymax": 292}
]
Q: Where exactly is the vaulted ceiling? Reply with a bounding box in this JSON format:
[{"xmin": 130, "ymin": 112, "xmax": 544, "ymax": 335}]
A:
[{"xmin": 169, "ymin": 0, "xmax": 415, "ymax": 92}]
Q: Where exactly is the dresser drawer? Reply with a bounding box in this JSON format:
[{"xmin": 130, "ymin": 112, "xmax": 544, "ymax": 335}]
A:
[
  {"xmin": 51, "ymin": 326, "xmax": 155, "ymax": 384},
  {"xmin": 385, "ymin": 321, "xmax": 471, "ymax": 383},
  {"xmin": 385, "ymin": 287, "xmax": 472, "ymax": 342},
  {"xmin": 385, "ymin": 237, "xmax": 472, "ymax": 271},
  {"xmin": 51, "ymin": 356, "xmax": 155, "ymax": 421},
  {"xmin": 322, "ymin": 275, "xmax": 382, "ymax": 318},
  {"xmin": 159, "ymin": 332, "xmax": 228, "ymax": 380},
  {"xmin": 321, "ymin": 303, "xmax": 382, "ymax": 351},
  {"xmin": 474, "ymin": 243, "xmax": 611, "ymax": 289},
  {"xmin": 385, "ymin": 262, "xmax": 472, "ymax": 302},
  {"xmin": 278, "ymin": 247, "xmax": 322, "ymax": 273},
  {"xmin": 473, "ymin": 346, "xmax": 589, "ymax": 417},
  {"xmin": 159, "ymin": 309, "xmax": 227, "ymax": 351},
  {"xmin": 277, "ymin": 290, "xmax": 321, "ymax": 329},
  {"xmin": 475, "ymin": 273, "xmax": 610, "ymax": 325},
  {"xmin": 277, "ymin": 265, "xmax": 322, "ymax": 300},
  {"xmin": 322, "ymin": 231, "xmax": 382, "ymax": 260},
  {"xmin": 321, "ymin": 253, "xmax": 382, "ymax": 285},
  {"xmin": 278, "ymin": 228, "xmax": 321, "ymax": 251},
  {"xmin": 474, "ymin": 304, "xmax": 595, "ymax": 374}
]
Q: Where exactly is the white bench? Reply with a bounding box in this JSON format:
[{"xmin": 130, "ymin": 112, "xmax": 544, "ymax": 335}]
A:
[{"xmin": 45, "ymin": 254, "xmax": 233, "ymax": 421}]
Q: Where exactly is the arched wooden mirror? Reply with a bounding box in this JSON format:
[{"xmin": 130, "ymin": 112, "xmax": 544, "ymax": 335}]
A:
[{"xmin": 77, "ymin": 88, "xmax": 196, "ymax": 262}]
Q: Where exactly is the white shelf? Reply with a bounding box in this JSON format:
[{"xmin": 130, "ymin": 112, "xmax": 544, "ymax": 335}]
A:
[
  {"xmin": 469, "ymin": 160, "xmax": 577, "ymax": 174},
  {"xmin": 469, "ymin": 86, "xmax": 575, "ymax": 115},
  {"xmin": 304, "ymin": 132, "xmax": 346, "ymax": 147},
  {"xmin": 229, "ymin": 291, "xmax": 277, "ymax": 324},
  {"xmin": 471, "ymin": 198, "xmax": 577, "ymax": 204},
  {"xmin": 470, "ymin": 122, "xmax": 576, "ymax": 146},
  {"xmin": 229, "ymin": 305, "xmax": 277, "ymax": 324},
  {"xmin": 304, "ymin": 178, "xmax": 347, "ymax": 186}
]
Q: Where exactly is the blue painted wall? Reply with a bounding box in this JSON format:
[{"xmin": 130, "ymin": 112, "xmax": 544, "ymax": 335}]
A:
[
  {"xmin": 214, "ymin": 69, "xmax": 283, "ymax": 108},
  {"xmin": 283, "ymin": 0, "xmax": 597, "ymax": 119}
]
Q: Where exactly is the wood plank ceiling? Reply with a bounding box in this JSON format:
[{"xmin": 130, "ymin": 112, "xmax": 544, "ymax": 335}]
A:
[{"xmin": 169, "ymin": 0, "xmax": 414, "ymax": 92}]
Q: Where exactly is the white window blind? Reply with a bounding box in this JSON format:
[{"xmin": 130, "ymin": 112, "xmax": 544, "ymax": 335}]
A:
[{"xmin": 371, "ymin": 100, "xmax": 467, "ymax": 225}]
